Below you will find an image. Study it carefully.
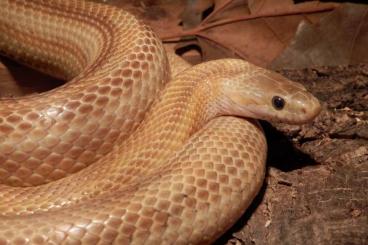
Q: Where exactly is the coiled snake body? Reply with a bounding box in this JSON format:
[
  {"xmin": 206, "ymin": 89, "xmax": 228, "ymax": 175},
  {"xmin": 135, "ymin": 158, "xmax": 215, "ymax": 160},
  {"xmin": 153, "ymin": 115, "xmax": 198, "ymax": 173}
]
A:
[{"xmin": 0, "ymin": 1, "xmax": 321, "ymax": 244}]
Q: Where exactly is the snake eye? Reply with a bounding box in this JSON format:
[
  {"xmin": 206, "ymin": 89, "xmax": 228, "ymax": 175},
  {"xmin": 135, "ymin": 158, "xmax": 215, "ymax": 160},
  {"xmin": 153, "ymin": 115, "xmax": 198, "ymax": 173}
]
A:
[{"xmin": 272, "ymin": 96, "xmax": 285, "ymax": 110}]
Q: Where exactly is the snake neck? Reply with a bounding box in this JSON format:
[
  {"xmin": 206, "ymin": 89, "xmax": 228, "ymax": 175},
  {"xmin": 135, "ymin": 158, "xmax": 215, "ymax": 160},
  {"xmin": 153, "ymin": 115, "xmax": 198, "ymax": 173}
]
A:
[
  {"xmin": 128, "ymin": 75, "xmax": 217, "ymax": 154},
  {"xmin": 130, "ymin": 59, "xmax": 259, "ymax": 155}
]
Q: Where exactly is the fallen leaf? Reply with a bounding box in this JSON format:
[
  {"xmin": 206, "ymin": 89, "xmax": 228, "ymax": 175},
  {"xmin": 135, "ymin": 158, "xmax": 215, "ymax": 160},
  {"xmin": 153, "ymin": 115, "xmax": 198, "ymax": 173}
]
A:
[
  {"xmin": 158, "ymin": 0, "xmax": 339, "ymax": 66},
  {"xmin": 271, "ymin": 3, "xmax": 368, "ymax": 69},
  {"xmin": 95, "ymin": 0, "xmax": 187, "ymax": 38}
]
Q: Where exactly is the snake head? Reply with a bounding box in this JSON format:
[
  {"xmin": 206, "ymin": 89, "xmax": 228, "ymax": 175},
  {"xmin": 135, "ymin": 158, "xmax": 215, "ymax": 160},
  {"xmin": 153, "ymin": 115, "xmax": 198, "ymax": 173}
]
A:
[{"xmin": 216, "ymin": 60, "xmax": 321, "ymax": 124}]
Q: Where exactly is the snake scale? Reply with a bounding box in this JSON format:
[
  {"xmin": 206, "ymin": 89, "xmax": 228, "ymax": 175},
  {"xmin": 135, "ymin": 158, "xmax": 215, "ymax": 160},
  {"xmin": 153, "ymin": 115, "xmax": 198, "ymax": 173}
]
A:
[{"xmin": 0, "ymin": 0, "xmax": 321, "ymax": 244}]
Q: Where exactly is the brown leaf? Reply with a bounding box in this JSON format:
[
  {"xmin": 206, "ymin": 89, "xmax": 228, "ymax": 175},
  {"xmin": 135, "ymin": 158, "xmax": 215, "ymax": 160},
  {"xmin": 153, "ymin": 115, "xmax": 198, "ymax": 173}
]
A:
[
  {"xmin": 159, "ymin": 0, "xmax": 339, "ymax": 67},
  {"xmin": 271, "ymin": 3, "xmax": 368, "ymax": 69},
  {"xmin": 96, "ymin": 0, "xmax": 188, "ymax": 38}
]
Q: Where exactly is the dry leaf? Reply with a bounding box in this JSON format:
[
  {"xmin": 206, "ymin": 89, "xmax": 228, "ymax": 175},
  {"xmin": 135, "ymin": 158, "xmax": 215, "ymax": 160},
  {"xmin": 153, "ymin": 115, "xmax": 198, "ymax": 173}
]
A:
[
  {"xmin": 159, "ymin": 0, "xmax": 339, "ymax": 67},
  {"xmin": 95, "ymin": 0, "xmax": 188, "ymax": 38},
  {"xmin": 271, "ymin": 3, "xmax": 368, "ymax": 69}
]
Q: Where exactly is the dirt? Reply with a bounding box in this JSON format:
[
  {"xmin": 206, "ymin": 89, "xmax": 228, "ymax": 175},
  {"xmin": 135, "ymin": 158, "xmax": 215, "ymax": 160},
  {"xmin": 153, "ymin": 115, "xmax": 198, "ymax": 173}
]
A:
[{"xmin": 216, "ymin": 64, "xmax": 368, "ymax": 245}]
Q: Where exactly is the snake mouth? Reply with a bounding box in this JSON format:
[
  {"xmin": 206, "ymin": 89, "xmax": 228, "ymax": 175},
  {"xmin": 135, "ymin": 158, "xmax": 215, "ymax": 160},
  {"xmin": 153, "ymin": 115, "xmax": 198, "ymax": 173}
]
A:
[{"xmin": 244, "ymin": 104, "xmax": 321, "ymax": 125}]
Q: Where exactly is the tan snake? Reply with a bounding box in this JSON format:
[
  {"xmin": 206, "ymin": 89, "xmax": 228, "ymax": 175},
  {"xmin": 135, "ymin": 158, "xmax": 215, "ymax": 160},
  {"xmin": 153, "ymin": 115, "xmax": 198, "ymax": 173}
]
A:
[{"xmin": 0, "ymin": 0, "xmax": 321, "ymax": 244}]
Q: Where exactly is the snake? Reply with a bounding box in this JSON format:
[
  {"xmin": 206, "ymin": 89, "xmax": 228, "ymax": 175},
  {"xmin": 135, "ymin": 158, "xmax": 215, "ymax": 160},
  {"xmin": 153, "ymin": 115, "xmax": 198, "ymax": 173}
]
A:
[{"xmin": 0, "ymin": 0, "xmax": 322, "ymax": 244}]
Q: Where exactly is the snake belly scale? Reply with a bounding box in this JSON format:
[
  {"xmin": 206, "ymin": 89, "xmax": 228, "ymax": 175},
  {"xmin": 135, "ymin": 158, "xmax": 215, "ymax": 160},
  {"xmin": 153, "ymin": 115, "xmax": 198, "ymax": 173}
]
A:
[{"xmin": 0, "ymin": 0, "xmax": 321, "ymax": 244}]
